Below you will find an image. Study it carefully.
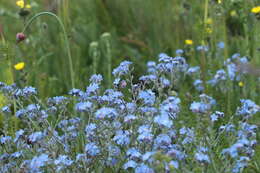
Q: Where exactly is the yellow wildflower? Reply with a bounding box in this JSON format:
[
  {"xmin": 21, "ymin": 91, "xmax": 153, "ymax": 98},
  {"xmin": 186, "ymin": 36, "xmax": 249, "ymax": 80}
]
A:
[
  {"xmin": 251, "ymin": 6, "xmax": 260, "ymax": 14},
  {"xmin": 238, "ymin": 81, "xmax": 244, "ymax": 87},
  {"xmin": 16, "ymin": 0, "xmax": 24, "ymax": 8},
  {"xmin": 14, "ymin": 62, "xmax": 25, "ymax": 70},
  {"xmin": 26, "ymin": 4, "xmax": 31, "ymax": 9},
  {"xmin": 205, "ymin": 18, "xmax": 213, "ymax": 25},
  {"xmin": 230, "ymin": 10, "xmax": 237, "ymax": 17},
  {"xmin": 185, "ymin": 39, "xmax": 193, "ymax": 45},
  {"xmin": 218, "ymin": 0, "xmax": 222, "ymax": 4},
  {"xmin": 206, "ymin": 27, "xmax": 213, "ymax": 34}
]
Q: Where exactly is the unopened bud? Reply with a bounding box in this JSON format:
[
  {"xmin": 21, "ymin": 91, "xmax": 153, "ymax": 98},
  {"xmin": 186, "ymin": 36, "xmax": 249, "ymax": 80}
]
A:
[{"xmin": 16, "ymin": 32, "xmax": 26, "ymax": 43}]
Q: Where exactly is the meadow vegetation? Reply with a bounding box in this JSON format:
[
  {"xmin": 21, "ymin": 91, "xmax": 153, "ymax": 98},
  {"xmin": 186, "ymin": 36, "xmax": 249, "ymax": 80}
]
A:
[{"xmin": 0, "ymin": 0, "xmax": 260, "ymax": 172}]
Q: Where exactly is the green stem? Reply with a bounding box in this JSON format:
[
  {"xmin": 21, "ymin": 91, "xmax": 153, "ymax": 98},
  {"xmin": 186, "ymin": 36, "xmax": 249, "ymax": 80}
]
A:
[{"xmin": 22, "ymin": 12, "xmax": 75, "ymax": 89}]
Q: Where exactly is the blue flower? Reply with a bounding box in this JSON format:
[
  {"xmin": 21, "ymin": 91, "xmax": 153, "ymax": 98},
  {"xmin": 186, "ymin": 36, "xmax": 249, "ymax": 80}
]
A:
[
  {"xmin": 196, "ymin": 45, "xmax": 209, "ymax": 52},
  {"xmin": 89, "ymin": 74, "xmax": 103, "ymax": 83},
  {"xmin": 217, "ymin": 42, "xmax": 225, "ymax": 49},
  {"xmin": 16, "ymin": 109, "xmax": 26, "ymax": 118},
  {"xmin": 123, "ymin": 160, "xmax": 137, "ymax": 169},
  {"xmin": 142, "ymin": 152, "xmax": 155, "ymax": 162},
  {"xmin": 86, "ymin": 83, "xmax": 100, "ymax": 95},
  {"xmin": 210, "ymin": 111, "xmax": 224, "ymax": 122},
  {"xmin": 14, "ymin": 129, "xmax": 24, "ymax": 143},
  {"xmin": 187, "ymin": 66, "xmax": 200, "ymax": 75},
  {"xmin": 69, "ymin": 88, "xmax": 83, "ymax": 96},
  {"xmin": 232, "ymin": 156, "xmax": 250, "ymax": 173},
  {"xmin": 139, "ymin": 75, "xmax": 157, "ymax": 83},
  {"xmin": 169, "ymin": 160, "xmax": 179, "ymax": 169},
  {"xmin": 154, "ymin": 113, "xmax": 173, "ymax": 128},
  {"xmin": 47, "ymin": 96, "xmax": 68, "ymax": 106},
  {"xmin": 95, "ymin": 107, "xmax": 118, "ymax": 119},
  {"xmin": 112, "ymin": 61, "xmax": 132, "ymax": 77},
  {"xmin": 135, "ymin": 164, "xmax": 154, "ymax": 173},
  {"xmin": 85, "ymin": 142, "xmax": 100, "ymax": 157},
  {"xmin": 127, "ymin": 148, "xmax": 142, "ymax": 160},
  {"xmin": 193, "ymin": 79, "xmax": 204, "ymax": 91},
  {"xmin": 28, "ymin": 131, "xmax": 44, "ymax": 144},
  {"xmin": 190, "ymin": 102, "xmax": 210, "ymax": 114},
  {"xmin": 113, "ymin": 130, "xmax": 130, "ymax": 146},
  {"xmin": 138, "ymin": 90, "xmax": 156, "ymax": 106},
  {"xmin": 236, "ymin": 99, "xmax": 260, "ymax": 118},
  {"xmin": 160, "ymin": 77, "xmax": 170, "ymax": 88},
  {"xmin": 175, "ymin": 49, "xmax": 184, "ymax": 55},
  {"xmin": 54, "ymin": 155, "xmax": 73, "ymax": 171},
  {"xmin": 75, "ymin": 101, "xmax": 93, "ymax": 112},
  {"xmin": 124, "ymin": 114, "xmax": 137, "ymax": 123},
  {"xmin": 154, "ymin": 134, "xmax": 171, "ymax": 149},
  {"xmin": 195, "ymin": 152, "xmax": 210, "ymax": 164},
  {"xmin": 23, "ymin": 86, "xmax": 37, "ymax": 97},
  {"xmin": 29, "ymin": 154, "xmax": 49, "ymax": 170},
  {"xmin": 0, "ymin": 136, "xmax": 12, "ymax": 144},
  {"xmin": 1, "ymin": 105, "xmax": 11, "ymax": 114}
]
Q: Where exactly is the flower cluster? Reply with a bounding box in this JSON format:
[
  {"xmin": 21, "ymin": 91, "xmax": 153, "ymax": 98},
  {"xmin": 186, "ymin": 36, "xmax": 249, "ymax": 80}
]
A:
[{"xmin": 0, "ymin": 45, "xmax": 259, "ymax": 173}]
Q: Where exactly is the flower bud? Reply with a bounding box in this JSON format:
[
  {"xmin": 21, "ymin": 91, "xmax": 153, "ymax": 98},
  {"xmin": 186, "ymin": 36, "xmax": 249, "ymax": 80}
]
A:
[{"xmin": 16, "ymin": 32, "xmax": 26, "ymax": 43}]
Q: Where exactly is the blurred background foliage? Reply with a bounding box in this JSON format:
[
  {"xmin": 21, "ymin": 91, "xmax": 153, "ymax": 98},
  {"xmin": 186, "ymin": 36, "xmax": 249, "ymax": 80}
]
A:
[{"xmin": 0, "ymin": 0, "xmax": 259, "ymax": 98}]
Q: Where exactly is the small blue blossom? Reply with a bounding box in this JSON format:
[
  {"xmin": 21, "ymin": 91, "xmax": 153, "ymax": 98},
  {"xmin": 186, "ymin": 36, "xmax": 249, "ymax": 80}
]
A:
[
  {"xmin": 69, "ymin": 88, "xmax": 83, "ymax": 96},
  {"xmin": 1, "ymin": 105, "xmax": 11, "ymax": 114},
  {"xmin": 28, "ymin": 131, "xmax": 44, "ymax": 144},
  {"xmin": 187, "ymin": 66, "xmax": 200, "ymax": 75},
  {"xmin": 154, "ymin": 113, "xmax": 173, "ymax": 128},
  {"xmin": 169, "ymin": 160, "xmax": 179, "ymax": 169},
  {"xmin": 86, "ymin": 83, "xmax": 100, "ymax": 95},
  {"xmin": 123, "ymin": 160, "xmax": 137, "ymax": 169},
  {"xmin": 196, "ymin": 45, "xmax": 209, "ymax": 52},
  {"xmin": 29, "ymin": 154, "xmax": 49, "ymax": 171},
  {"xmin": 23, "ymin": 86, "xmax": 37, "ymax": 97},
  {"xmin": 124, "ymin": 114, "xmax": 137, "ymax": 123},
  {"xmin": 113, "ymin": 130, "xmax": 130, "ymax": 146},
  {"xmin": 135, "ymin": 164, "xmax": 154, "ymax": 173},
  {"xmin": 47, "ymin": 96, "xmax": 68, "ymax": 106},
  {"xmin": 138, "ymin": 90, "xmax": 156, "ymax": 106},
  {"xmin": 210, "ymin": 111, "xmax": 224, "ymax": 122},
  {"xmin": 236, "ymin": 99, "xmax": 260, "ymax": 118},
  {"xmin": 54, "ymin": 155, "xmax": 73, "ymax": 171},
  {"xmin": 217, "ymin": 42, "xmax": 225, "ymax": 49},
  {"xmin": 193, "ymin": 79, "xmax": 204, "ymax": 91},
  {"xmin": 89, "ymin": 74, "xmax": 103, "ymax": 83},
  {"xmin": 0, "ymin": 136, "xmax": 12, "ymax": 144},
  {"xmin": 154, "ymin": 134, "xmax": 172, "ymax": 149},
  {"xmin": 95, "ymin": 107, "xmax": 118, "ymax": 119},
  {"xmin": 75, "ymin": 101, "xmax": 93, "ymax": 112},
  {"xmin": 176, "ymin": 49, "xmax": 184, "ymax": 55},
  {"xmin": 112, "ymin": 61, "xmax": 132, "ymax": 77},
  {"xmin": 85, "ymin": 142, "xmax": 100, "ymax": 157},
  {"xmin": 127, "ymin": 148, "xmax": 142, "ymax": 160},
  {"xmin": 195, "ymin": 152, "xmax": 210, "ymax": 164}
]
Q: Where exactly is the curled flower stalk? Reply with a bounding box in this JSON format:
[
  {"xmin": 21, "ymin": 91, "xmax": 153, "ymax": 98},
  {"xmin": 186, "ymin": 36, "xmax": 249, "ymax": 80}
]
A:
[{"xmin": 21, "ymin": 12, "xmax": 75, "ymax": 89}]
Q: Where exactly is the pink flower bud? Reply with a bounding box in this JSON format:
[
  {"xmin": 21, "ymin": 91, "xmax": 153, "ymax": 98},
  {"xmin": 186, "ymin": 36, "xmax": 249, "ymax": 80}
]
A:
[
  {"xmin": 120, "ymin": 80, "xmax": 127, "ymax": 88},
  {"xmin": 16, "ymin": 32, "xmax": 26, "ymax": 43}
]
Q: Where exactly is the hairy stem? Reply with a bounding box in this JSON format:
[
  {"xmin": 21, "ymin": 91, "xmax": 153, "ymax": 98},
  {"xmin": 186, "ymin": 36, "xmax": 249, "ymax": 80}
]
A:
[{"xmin": 22, "ymin": 12, "xmax": 75, "ymax": 89}]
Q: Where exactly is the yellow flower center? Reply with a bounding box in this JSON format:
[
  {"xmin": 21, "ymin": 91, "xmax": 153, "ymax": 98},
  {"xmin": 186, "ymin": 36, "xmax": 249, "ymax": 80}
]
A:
[
  {"xmin": 238, "ymin": 81, "xmax": 244, "ymax": 87},
  {"xmin": 14, "ymin": 62, "xmax": 25, "ymax": 70}
]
